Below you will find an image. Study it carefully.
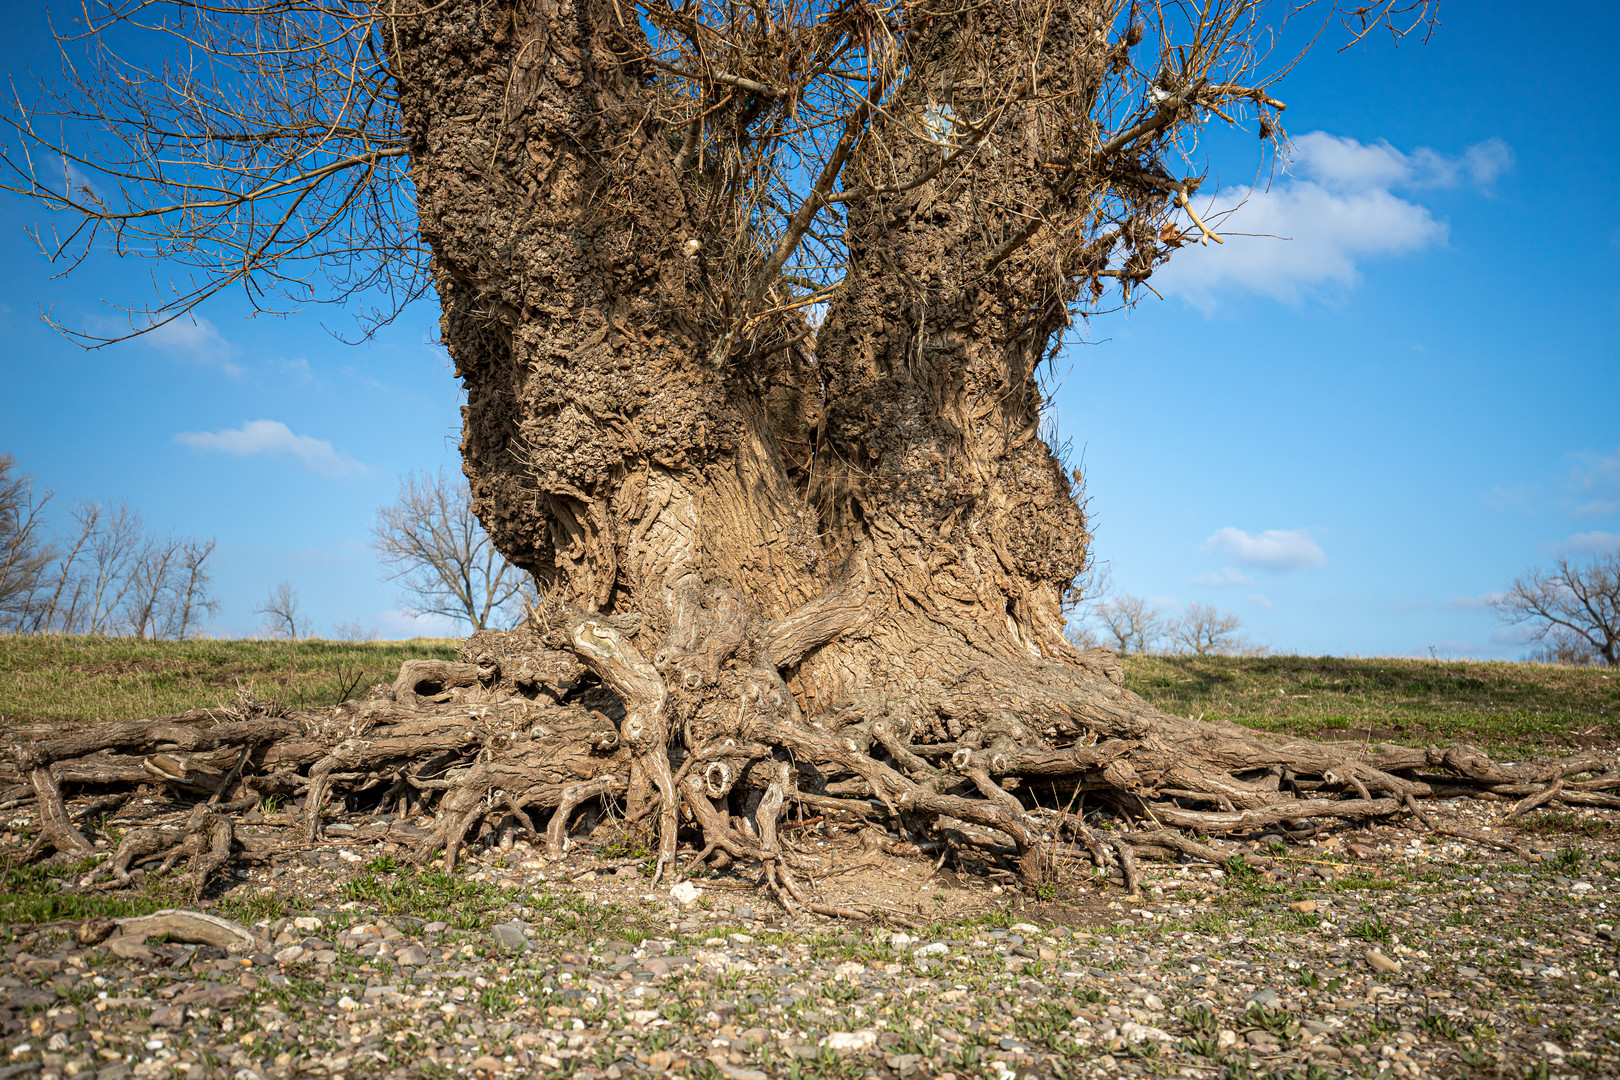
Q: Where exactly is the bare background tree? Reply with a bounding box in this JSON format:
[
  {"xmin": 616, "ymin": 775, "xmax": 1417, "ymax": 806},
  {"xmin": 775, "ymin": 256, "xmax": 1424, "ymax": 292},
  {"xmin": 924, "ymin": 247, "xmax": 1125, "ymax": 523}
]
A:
[
  {"xmin": 0, "ymin": 455, "xmax": 54, "ymax": 629},
  {"xmin": 255, "ymin": 581, "xmax": 306, "ymax": 641},
  {"xmin": 1, "ymin": 456, "xmax": 220, "ymax": 638},
  {"xmin": 1170, "ymin": 601, "xmax": 1259, "ymax": 656},
  {"xmin": 1495, "ymin": 547, "xmax": 1620, "ymax": 668},
  {"xmin": 1098, "ymin": 595, "xmax": 1169, "ymax": 655},
  {"xmin": 371, "ymin": 470, "xmax": 531, "ymax": 632}
]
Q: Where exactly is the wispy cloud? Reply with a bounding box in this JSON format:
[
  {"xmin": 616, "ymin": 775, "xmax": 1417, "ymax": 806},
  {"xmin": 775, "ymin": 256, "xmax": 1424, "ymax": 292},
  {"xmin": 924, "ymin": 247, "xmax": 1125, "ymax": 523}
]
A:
[
  {"xmin": 1442, "ymin": 592, "xmax": 1505, "ymax": 612},
  {"xmin": 140, "ymin": 315, "xmax": 242, "ymax": 376},
  {"xmin": 1189, "ymin": 567, "xmax": 1255, "ymax": 588},
  {"xmin": 1248, "ymin": 593, "xmax": 1276, "ymax": 611},
  {"xmin": 1155, "ymin": 132, "xmax": 1512, "ymax": 309},
  {"xmin": 1202, "ymin": 527, "xmax": 1326, "ymax": 572},
  {"xmin": 1488, "ymin": 445, "xmax": 1620, "ymax": 518},
  {"xmin": 175, "ymin": 419, "xmax": 365, "ymax": 478},
  {"xmin": 375, "ymin": 608, "xmax": 463, "ymax": 639},
  {"xmin": 1548, "ymin": 531, "xmax": 1620, "ymax": 555},
  {"xmin": 1569, "ymin": 447, "xmax": 1620, "ymax": 517}
]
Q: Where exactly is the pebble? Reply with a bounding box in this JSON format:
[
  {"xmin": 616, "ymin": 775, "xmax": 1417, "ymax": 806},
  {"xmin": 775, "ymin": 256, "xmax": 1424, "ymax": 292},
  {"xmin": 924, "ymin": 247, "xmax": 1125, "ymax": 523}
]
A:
[
  {"xmin": 1365, "ymin": 949, "xmax": 1401, "ymax": 973},
  {"xmin": 490, "ymin": 922, "xmax": 529, "ymax": 951},
  {"xmin": 1245, "ymin": 987, "xmax": 1280, "ymax": 1008}
]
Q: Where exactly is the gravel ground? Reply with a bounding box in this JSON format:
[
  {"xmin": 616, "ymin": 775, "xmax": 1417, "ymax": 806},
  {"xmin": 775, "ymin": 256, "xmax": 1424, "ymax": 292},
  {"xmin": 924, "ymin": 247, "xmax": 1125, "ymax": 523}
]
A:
[{"xmin": 4, "ymin": 798, "xmax": 1619, "ymax": 1080}]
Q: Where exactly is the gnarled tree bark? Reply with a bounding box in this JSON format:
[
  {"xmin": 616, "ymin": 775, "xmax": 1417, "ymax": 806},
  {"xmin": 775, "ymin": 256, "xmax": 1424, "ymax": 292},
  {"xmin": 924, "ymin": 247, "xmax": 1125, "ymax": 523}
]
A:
[{"xmin": 8, "ymin": 0, "xmax": 1606, "ymax": 912}]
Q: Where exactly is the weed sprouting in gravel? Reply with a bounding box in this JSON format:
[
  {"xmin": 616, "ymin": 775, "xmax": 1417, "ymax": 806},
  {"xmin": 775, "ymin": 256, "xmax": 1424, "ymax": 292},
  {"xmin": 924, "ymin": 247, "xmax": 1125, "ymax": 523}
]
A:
[
  {"xmin": 1245, "ymin": 1004, "xmax": 1298, "ymax": 1040},
  {"xmin": 1181, "ymin": 1033, "xmax": 1221, "ymax": 1058},
  {"xmin": 1551, "ymin": 845, "xmax": 1587, "ymax": 872},
  {"xmin": 1351, "ymin": 915, "xmax": 1393, "ymax": 943},
  {"xmin": 1517, "ymin": 813, "xmax": 1620, "ymax": 839},
  {"xmin": 215, "ymin": 889, "xmax": 287, "ymax": 924}
]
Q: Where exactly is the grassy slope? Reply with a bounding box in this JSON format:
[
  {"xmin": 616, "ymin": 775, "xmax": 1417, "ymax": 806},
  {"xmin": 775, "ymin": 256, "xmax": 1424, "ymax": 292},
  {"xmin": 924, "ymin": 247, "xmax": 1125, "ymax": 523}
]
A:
[
  {"xmin": 1, "ymin": 637, "xmax": 1616, "ymax": 756},
  {"xmin": 0, "ymin": 635, "xmax": 460, "ymax": 724},
  {"xmin": 1122, "ymin": 653, "xmax": 1620, "ymax": 755}
]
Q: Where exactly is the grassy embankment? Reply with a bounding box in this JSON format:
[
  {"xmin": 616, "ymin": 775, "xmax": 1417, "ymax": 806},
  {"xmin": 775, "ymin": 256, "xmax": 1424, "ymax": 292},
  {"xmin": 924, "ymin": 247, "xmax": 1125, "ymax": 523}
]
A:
[
  {"xmin": 1123, "ymin": 653, "xmax": 1620, "ymax": 757},
  {"xmin": 0, "ymin": 635, "xmax": 460, "ymax": 724},
  {"xmin": 1, "ymin": 638, "xmax": 1616, "ymax": 757}
]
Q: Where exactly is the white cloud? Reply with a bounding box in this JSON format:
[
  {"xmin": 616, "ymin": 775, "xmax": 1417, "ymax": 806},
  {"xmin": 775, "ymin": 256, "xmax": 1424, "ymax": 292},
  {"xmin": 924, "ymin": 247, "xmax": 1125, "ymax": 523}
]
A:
[
  {"xmin": 1202, "ymin": 527, "xmax": 1326, "ymax": 572},
  {"xmin": 1569, "ymin": 447, "xmax": 1620, "ymax": 516},
  {"xmin": 175, "ymin": 419, "xmax": 365, "ymax": 478},
  {"xmin": 1554, "ymin": 531, "xmax": 1620, "ymax": 554},
  {"xmin": 1248, "ymin": 593, "xmax": 1276, "ymax": 611},
  {"xmin": 1154, "ymin": 132, "xmax": 1512, "ymax": 309},
  {"xmin": 141, "ymin": 315, "xmax": 242, "ymax": 376},
  {"xmin": 1489, "ymin": 625, "xmax": 1538, "ymax": 647},
  {"xmin": 1189, "ymin": 567, "xmax": 1254, "ymax": 588},
  {"xmin": 1487, "ymin": 445, "xmax": 1620, "ymax": 518},
  {"xmin": 375, "ymin": 608, "xmax": 463, "ymax": 639},
  {"xmin": 274, "ymin": 357, "xmax": 316, "ymax": 383},
  {"xmin": 1441, "ymin": 592, "xmax": 1505, "ymax": 612}
]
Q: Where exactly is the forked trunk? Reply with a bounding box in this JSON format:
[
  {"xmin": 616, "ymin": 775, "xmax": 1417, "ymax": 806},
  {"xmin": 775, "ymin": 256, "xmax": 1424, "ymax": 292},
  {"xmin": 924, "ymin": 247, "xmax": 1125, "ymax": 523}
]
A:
[
  {"xmin": 396, "ymin": 0, "xmax": 1106, "ymax": 723},
  {"xmin": 383, "ymin": 1, "xmax": 1544, "ymax": 893}
]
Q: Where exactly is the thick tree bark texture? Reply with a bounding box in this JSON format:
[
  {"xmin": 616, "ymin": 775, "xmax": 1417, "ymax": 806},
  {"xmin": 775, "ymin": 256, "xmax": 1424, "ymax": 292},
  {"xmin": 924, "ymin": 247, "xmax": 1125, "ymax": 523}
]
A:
[
  {"xmin": 374, "ymin": 0, "xmax": 1620, "ymax": 905},
  {"xmin": 9, "ymin": 1, "xmax": 1613, "ymax": 910}
]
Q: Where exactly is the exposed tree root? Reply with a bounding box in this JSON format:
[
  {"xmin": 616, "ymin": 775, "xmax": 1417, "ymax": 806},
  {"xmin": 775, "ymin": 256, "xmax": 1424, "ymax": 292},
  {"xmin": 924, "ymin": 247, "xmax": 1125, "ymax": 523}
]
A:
[{"xmin": 5, "ymin": 619, "xmax": 1616, "ymax": 917}]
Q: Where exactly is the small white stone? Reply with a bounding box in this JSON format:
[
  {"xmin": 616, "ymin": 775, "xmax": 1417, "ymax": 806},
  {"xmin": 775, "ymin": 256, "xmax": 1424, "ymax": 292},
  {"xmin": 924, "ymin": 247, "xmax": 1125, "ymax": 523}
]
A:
[
  {"xmin": 273, "ymin": 946, "xmax": 306, "ymax": 965},
  {"xmin": 913, "ymin": 942, "xmax": 949, "ymax": 956},
  {"xmin": 669, "ymin": 881, "xmax": 701, "ymax": 907},
  {"xmin": 1119, "ymin": 1022, "xmax": 1173, "ymax": 1044},
  {"xmin": 1572, "ymin": 882, "xmax": 1594, "ymax": 893},
  {"xmin": 824, "ymin": 1030, "xmax": 877, "ymax": 1052},
  {"xmin": 337, "ymin": 996, "xmax": 360, "ymax": 1011},
  {"xmin": 1142, "ymin": 993, "xmax": 1164, "ymax": 1011},
  {"xmin": 292, "ymin": 917, "xmax": 323, "ymax": 932},
  {"xmin": 1540, "ymin": 1041, "xmax": 1565, "ymax": 1058}
]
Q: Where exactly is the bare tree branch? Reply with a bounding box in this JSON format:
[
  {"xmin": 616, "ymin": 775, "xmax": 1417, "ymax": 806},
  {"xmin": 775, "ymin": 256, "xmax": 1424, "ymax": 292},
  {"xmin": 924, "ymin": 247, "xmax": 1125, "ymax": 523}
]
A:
[
  {"xmin": 1495, "ymin": 549, "xmax": 1620, "ymax": 667},
  {"xmin": 370, "ymin": 470, "xmax": 530, "ymax": 632}
]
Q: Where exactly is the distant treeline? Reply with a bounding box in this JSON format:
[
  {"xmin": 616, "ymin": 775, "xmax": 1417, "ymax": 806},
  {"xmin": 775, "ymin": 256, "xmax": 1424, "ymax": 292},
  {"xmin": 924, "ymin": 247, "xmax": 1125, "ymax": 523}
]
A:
[{"xmin": 0, "ymin": 455, "xmax": 218, "ymax": 639}]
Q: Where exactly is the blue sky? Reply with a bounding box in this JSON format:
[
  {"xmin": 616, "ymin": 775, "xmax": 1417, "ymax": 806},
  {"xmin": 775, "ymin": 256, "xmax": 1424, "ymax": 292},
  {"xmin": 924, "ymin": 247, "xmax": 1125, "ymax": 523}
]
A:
[{"xmin": 2, "ymin": 2, "xmax": 1617, "ymax": 653}]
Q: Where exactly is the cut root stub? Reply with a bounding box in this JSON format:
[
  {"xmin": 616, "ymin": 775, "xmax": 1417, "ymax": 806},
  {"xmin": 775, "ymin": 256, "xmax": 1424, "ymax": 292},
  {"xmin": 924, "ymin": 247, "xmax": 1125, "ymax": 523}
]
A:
[{"xmin": 5, "ymin": 628, "xmax": 1615, "ymax": 912}]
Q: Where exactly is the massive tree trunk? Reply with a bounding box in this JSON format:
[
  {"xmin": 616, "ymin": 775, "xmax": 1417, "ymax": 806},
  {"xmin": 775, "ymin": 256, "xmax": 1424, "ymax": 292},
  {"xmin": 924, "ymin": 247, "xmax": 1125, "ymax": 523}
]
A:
[
  {"xmin": 374, "ymin": 0, "xmax": 1617, "ymax": 898},
  {"xmin": 9, "ymin": 0, "xmax": 1610, "ymax": 912},
  {"xmin": 396, "ymin": 0, "xmax": 1106, "ymax": 727}
]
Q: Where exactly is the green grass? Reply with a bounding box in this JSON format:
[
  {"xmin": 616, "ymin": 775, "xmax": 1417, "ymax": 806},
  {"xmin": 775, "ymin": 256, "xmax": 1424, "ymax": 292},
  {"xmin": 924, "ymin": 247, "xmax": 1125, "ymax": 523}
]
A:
[
  {"xmin": 1515, "ymin": 812, "xmax": 1620, "ymax": 839},
  {"xmin": 0, "ymin": 858, "xmax": 187, "ymax": 926},
  {"xmin": 1122, "ymin": 653, "xmax": 1620, "ymax": 753},
  {"xmin": 3, "ymin": 639, "xmax": 1615, "ymax": 758},
  {"xmin": 0, "ymin": 635, "xmax": 460, "ymax": 723},
  {"xmin": 340, "ymin": 864, "xmax": 659, "ymax": 939}
]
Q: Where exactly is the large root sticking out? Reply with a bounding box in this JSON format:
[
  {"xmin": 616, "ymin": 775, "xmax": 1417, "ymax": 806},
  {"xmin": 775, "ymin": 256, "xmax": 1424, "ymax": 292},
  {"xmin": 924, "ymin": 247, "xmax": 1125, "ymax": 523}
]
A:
[{"xmin": 5, "ymin": 608, "xmax": 1616, "ymax": 916}]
